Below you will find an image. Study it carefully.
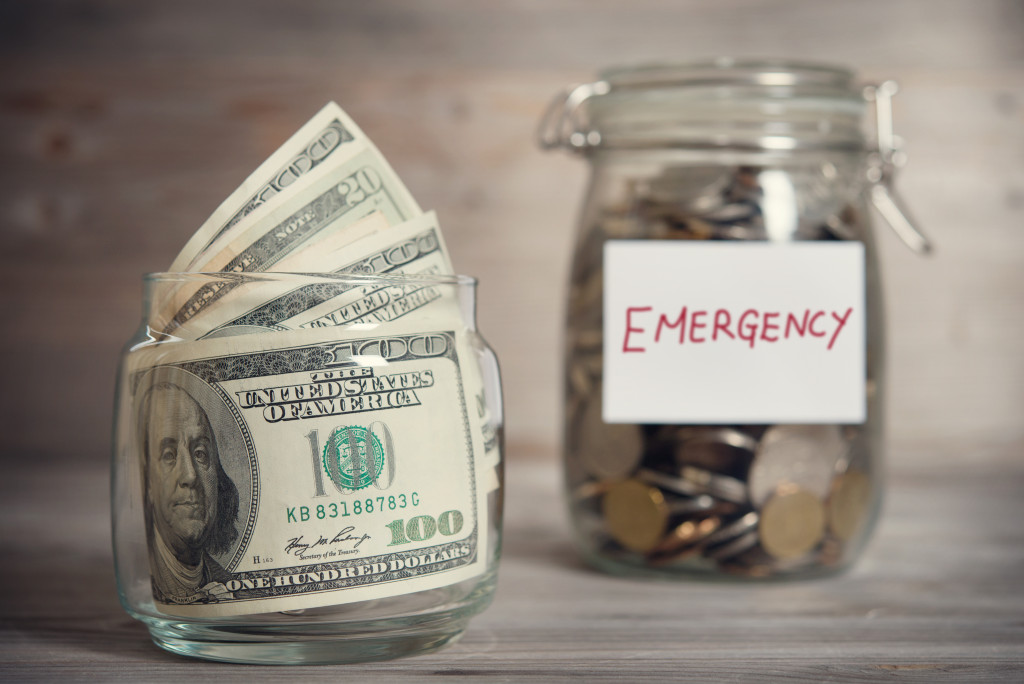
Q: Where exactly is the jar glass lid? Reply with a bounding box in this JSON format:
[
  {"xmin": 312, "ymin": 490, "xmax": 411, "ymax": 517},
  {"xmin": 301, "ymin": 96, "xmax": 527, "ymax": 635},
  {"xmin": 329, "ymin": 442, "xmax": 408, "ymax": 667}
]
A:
[{"xmin": 574, "ymin": 59, "xmax": 868, "ymax": 152}]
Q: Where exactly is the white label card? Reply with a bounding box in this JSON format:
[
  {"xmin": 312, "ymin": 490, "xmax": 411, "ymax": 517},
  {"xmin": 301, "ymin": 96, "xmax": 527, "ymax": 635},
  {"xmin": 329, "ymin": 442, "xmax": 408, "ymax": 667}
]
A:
[{"xmin": 603, "ymin": 241, "xmax": 866, "ymax": 424}]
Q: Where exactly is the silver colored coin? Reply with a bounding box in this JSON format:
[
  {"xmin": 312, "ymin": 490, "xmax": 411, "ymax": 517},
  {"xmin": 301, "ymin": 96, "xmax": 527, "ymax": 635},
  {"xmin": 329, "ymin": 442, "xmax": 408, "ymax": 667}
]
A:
[
  {"xmin": 637, "ymin": 467, "xmax": 704, "ymax": 498},
  {"xmin": 678, "ymin": 465, "xmax": 749, "ymax": 505},
  {"xmin": 702, "ymin": 511, "xmax": 759, "ymax": 548},
  {"xmin": 600, "ymin": 212, "xmax": 647, "ymax": 240},
  {"xmin": 637, "ymin": 465, "xmax": 748, "ymax": 506},
  {"xmin": 568, "ymin": 363, "xmax": 593, "ymax": 399},
  {"xmin": 748, "ymin": 425, "xmax": 849, "ymax": 509},
  {"xmin": 670, "ymin": 427, "xmax": 757, "ymax": 478},
  {"xmin": 700, "ymin": 509, "xmax": 761, "ymax": 564},
  {"xmin": 576, "ymin": 394, "xmax": 643, "ymax": 480},
  {"xmin": 571, "ymin": 480, "xmax": 613, "ymax": 503},
  {"xmin": 569, "ymin": 328, "xmax": 604, "ymax": 355},
  {"xmin": 566, "ymin": 347, "xmax": 603, "ymax": 401},
  {"xmin": 711, "ymin": 223, "xmax": 768, "ymax": 240},
  {"xmin": 665, "ymin": 492, "xmax": 722, "ymax": 517},
  {"xmin": 568, "ymin": 272, "xmax": 604, "ymax": 327},
  {"xmin": 705, "ymin": 530, "xmax": 760, "ymax": 562}
]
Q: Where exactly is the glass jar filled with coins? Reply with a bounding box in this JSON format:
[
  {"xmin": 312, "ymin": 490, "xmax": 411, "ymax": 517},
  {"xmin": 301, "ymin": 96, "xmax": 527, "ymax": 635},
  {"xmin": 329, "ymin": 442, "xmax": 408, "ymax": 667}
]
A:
[{"xmin": 539, "ymin": 60, "xmax": 929, "ymax": 579}]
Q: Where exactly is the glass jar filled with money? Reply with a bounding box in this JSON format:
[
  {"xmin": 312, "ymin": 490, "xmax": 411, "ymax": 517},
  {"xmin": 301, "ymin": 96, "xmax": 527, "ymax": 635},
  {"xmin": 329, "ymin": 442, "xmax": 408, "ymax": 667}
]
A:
[
  {"xmin": 112, "ymin": 271, "xmax": 503, "ymax": 663},
  {"xmin": 539, "ymin": 60, "xmax": 929, "ymax": 579},
  {"xmin": 112, "ymin": 103, "xmax": 503, "ymax": 663}
]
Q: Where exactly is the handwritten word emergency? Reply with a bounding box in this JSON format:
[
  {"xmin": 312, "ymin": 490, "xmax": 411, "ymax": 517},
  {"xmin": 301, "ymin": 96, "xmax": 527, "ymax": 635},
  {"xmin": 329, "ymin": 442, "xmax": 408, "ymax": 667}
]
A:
[{"xmin": 621, "ymin": 306, "xmax": 854, "ymax": 352}]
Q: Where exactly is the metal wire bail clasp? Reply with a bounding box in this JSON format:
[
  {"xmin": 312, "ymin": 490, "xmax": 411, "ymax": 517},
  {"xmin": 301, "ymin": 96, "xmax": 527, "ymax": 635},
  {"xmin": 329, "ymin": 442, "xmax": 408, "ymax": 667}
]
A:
[
  {"xmin": 536, "ymin": 80, "xmax": 611, "ymax": 152},
  {"xmin": 864, "ymin": 81, "xmax": 934, "ymax": 254}
]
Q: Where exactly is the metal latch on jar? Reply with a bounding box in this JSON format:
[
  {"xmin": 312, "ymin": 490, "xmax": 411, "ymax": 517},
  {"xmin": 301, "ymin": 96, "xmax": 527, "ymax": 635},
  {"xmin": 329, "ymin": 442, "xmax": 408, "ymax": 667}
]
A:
[
  {"xmin": 537, "ymin": 79, "xmax": 933, "ymax": 255},
  {"xmin": 863, "ymin": 81, "xmax": 932, "ymax": 254}
]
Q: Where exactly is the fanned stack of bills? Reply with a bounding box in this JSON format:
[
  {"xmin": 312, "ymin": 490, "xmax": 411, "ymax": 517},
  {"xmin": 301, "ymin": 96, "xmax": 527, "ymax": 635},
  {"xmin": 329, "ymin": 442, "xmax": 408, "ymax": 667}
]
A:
[
  {"xmin": 119, "ymin": 104, "xmax": 500, "ymax": 617},
  {"xmin": 153, "ymin": 102, "xmax": 452, "ymax": 339}
]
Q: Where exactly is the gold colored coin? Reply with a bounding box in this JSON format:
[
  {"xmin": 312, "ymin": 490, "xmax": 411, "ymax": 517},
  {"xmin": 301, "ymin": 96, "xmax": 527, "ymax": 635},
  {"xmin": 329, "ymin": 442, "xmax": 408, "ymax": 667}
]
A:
[
  {"xmin": 759, "ymin": 488, "xmax": 826, "ymax": 560},
  {"xmin": 828, "ymin": 470, "xmax": 872, "ymax": 541},
  {"xmin": 602, "ymin": 480, "xmax": 669, "ymax": 553}
]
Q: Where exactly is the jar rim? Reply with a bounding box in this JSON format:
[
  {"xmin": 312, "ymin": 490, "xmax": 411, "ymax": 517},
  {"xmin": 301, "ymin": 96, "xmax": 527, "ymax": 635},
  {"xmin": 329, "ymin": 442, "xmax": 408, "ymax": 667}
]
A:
[
  {"xmin": 563, "ymin": 58, "xmax": 869, "ymax": 152},
  {"xmin": 143, "ymin": 271, "xmax": 478, "ymax": 287},
  {"xmin": 598, "ymin": 58, "xmax": 858, "ymax": 92}
]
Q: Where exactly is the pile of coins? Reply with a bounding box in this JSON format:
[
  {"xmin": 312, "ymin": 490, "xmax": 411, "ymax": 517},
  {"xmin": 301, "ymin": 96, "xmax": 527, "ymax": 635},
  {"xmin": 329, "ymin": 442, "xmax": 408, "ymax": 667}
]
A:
[
  {"xmin": 564, "ymin": 164, "xmax": 879, "ymax": 578},
  {"xmin": 567, "ymin": 415, "xmax": 874, "ymax": 577}
]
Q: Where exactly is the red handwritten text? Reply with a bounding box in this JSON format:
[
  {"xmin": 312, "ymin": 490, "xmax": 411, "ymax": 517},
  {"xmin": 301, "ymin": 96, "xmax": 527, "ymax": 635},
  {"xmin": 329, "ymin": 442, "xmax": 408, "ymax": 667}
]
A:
[{"xmin": 622, "ymin": 306, "xmax": 854, "ymax": 352}]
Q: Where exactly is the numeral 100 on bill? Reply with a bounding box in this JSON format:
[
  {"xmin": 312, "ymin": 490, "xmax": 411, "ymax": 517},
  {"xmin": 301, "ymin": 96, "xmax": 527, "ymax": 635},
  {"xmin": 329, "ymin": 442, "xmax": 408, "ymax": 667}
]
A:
[
  {"xmin": 305, "ymin": 422, "xmax": 396, "ymax": 496},
  {"xmin": 386, "ymin": 510, "xmax": 464, "ymax": 546}
]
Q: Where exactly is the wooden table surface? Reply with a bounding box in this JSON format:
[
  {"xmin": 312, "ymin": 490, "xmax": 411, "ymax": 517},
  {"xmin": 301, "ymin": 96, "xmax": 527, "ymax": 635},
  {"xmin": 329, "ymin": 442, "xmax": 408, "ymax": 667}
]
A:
[{"xmin": 3, "ymin": 440, "xmax": 1022, "ymax": 682}]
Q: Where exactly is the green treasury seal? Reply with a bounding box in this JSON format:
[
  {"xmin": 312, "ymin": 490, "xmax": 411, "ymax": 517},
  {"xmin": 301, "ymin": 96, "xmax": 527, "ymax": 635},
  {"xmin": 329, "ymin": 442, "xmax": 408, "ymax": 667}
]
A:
[{"xmin": 322, "ymin": 426, "xmax": 386, "ymax": 491}]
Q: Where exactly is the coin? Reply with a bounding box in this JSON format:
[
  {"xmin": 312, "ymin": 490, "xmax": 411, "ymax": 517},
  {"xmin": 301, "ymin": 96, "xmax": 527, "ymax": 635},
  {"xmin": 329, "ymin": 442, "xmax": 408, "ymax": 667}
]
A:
[
  {"xmin": 651, "ymin": 515, "xmax": 723, "ymax": 558},
  {"xmin": 678, "ymin": 465, "xmax": 748, "ymax": 505},
  {"xmin": 827, "ymin": 469, "xmax": 872, "ymax": 541},
  {"xmin": 568, "ymin": 273, "xmax": 603, "ymax": 327},
  {"xmin": 570, "ymin": 328, "xmax": 604, "ymax": 354},
  {"xmin": 836, "ymin": 426, "xmax": 871, "ymax": 474},
  {"xmin": 658, "ymin": 216, "xmax": 714, "ymax": 240},
  {"xmin": 670, "ymin": 427, "xmax": 757, "ymax": 478},
  {"xmin": 645, "ymin": 166, "xmax": 728, "ymax": 204},
  {"xmin": 600, "ymin": 213, "xmax": 645, "ymax": 239},
  {"xmin": 571, "ymin": 480, "xmax": 613, "ymax": 503},
  {"xmin": 566, "ymin": 347, "xmax": 603, "ymax": 399},
  {"xmin": 705, "ymin": 530, "xmax": 759, "ymax": 561},
  {"xmin": 637, "ymin": 467, "xmax": 745, "ymax": 509},
  {"xmin": 602, "ymin": 480, "xmax": 671, "ymax": 553},
  {"xmin": 703, "ymin": 511, "xmax": 760, "ymax": 548},
  {"xmin": 576, "ymin": 394, "xmax": 643, "ymax": 479},
  {"xmin": 759, "ymin": 487, "xmax": 826, "ymax": 560},
  {"xmin": 634, "ymin": 464, "xmax": 741, "ymax": 507},
  {"xmin": 748, "ymin": 425, "xmax": 849, "ymax": 508},
  {"xmin": 568, "ymin": 361, "xmax": 593, "ymax": 398},
  {"xmin": 637, "ymin": 466, "xmax": 703, "ymax": 497}
]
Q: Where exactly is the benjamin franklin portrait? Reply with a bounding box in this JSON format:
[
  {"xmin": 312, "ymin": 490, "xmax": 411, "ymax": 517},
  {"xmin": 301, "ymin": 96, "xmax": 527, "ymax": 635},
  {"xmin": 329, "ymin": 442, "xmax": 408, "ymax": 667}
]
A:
[{"xmin": 139, "ymin": 381, "xmax": 240, "ymax": 604}]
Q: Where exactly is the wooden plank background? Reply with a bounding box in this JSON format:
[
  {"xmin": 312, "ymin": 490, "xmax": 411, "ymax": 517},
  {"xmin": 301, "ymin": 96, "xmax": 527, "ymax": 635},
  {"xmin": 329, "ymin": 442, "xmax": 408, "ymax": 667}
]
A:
[
  {"xmin": 1, "ymin": 0, "xmax": 1022, "ymax": 463},
  {"xmin": 1, "ymin": 0, "xmax": 1022, "ymax": 679}
]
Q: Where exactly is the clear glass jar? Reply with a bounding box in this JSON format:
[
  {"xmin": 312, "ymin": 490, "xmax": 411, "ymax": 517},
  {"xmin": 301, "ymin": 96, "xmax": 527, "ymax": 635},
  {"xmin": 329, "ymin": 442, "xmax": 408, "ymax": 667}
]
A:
[
  {"xmin": 111, "ymin": 272, "xmax": 504, "ymax": 663},
  {"xmin": 540, "ymin": 60, "xmax": 928, "ymax": 579}
]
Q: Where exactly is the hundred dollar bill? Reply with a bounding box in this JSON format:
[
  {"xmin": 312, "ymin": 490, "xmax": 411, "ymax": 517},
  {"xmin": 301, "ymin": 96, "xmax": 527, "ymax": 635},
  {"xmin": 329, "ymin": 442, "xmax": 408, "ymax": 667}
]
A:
[
  {"xmin": 190, "ymin": 211, "xmax": 455, "ymax": 340},
  {"xmin": 186, "ymin": 208, "xmax": 507, "ymax": 469},
  {"xmin": 156, "ymin": 146, "xmax": 422, "ymax": 334},
  {"xmin": 464, "ymin": 337, "xmax": 503, "ymax": 469},
  {"xmin": 165, "ymin": 211, "xmax": 394, "ymax": 340},
  {"xmin": 190, "ymin": 208, "xmax": 504, "ymax": 471},
  {"xmin": 122, "ymin": 325, "xmax": 488, "ymax": 617},
  {"xmin": 170, "ymin": 102, "xmax": 373, "ymax": 273}
]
